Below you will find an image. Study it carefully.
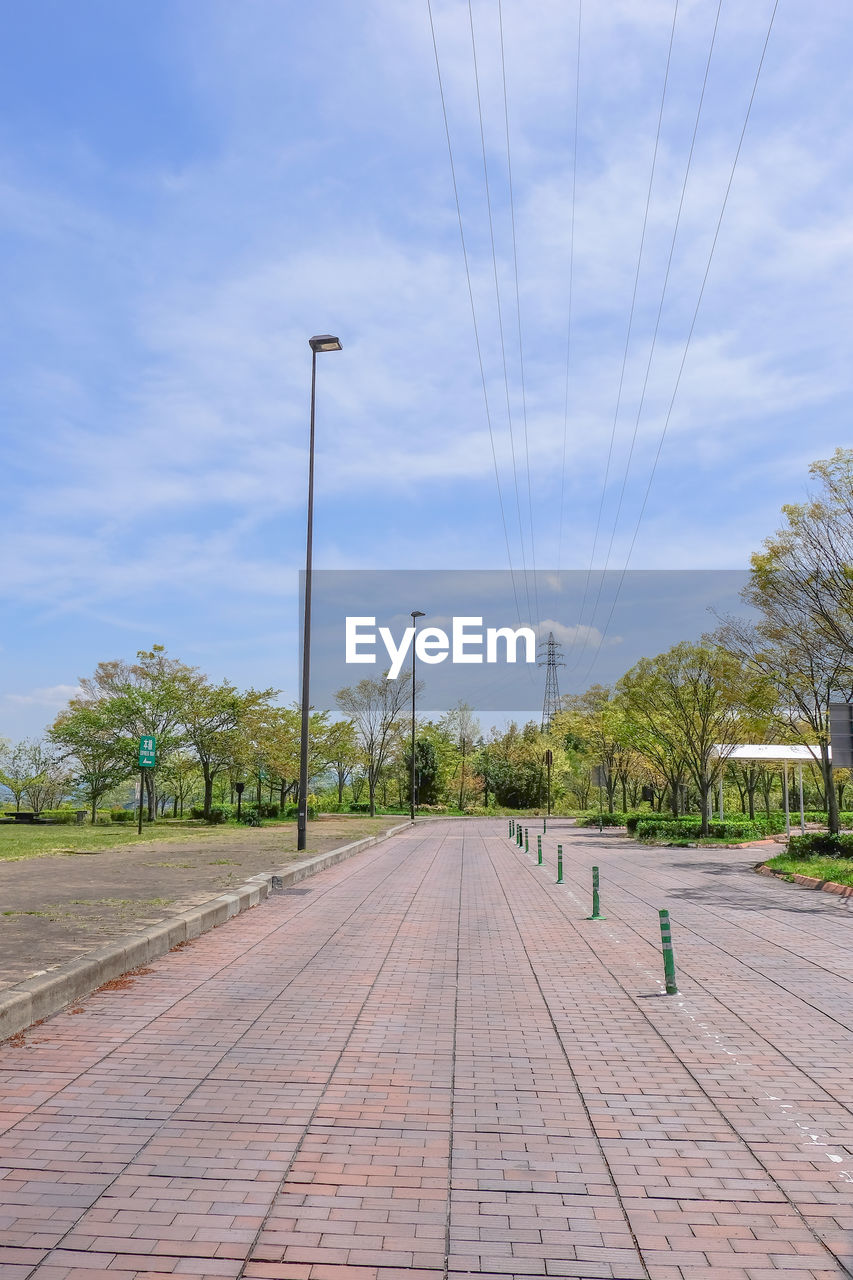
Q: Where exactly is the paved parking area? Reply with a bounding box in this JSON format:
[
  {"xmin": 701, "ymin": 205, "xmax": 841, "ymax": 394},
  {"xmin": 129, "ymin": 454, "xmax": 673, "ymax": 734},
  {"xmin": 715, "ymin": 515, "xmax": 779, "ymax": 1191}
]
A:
[{"xmin": 1, "ymin": 819, "xmax": 851, "ymax": 1279}]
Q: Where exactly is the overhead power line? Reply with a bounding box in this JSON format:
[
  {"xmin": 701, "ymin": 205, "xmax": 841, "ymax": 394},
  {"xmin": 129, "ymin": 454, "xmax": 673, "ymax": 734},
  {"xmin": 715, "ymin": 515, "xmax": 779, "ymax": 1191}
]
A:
[
  {"xmin": 496, "ymin": 0, "xmax": 541, "ymax": 627},
  {"xmin": 467, "ymin": 0, "xmax": 534, "ymax": 624},
  {"xmin": 557, "ymin": 0, "xmax": 583, "ymax": 576},
  {"xmin": 425, "ymin": 0, "xmax": 522, "ymax": 622},
  {"xmin": 575, "ymin": 0, "xmax": 723, "ymax": 670},
  {"xmin": 578, "ymin": 0, "xmax": 781, "ymax": 686},
  {"xmin": 568, "ymin": 0, "xmax": 681, "ymax": 675}
]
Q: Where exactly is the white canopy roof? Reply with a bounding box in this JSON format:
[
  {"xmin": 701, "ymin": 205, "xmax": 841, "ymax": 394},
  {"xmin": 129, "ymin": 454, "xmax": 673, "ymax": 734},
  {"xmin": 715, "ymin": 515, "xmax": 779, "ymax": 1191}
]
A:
[{"xmin": 713, "ymin": 743, "xmax": 827, "ymax": 762}]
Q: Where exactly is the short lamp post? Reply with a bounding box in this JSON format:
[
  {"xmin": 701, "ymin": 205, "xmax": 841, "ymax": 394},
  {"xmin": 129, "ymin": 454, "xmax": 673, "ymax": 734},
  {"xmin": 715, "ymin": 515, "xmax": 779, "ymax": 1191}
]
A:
[
  {"xmin": 410, "ymin": 610, "xmax": 425, "ymax": 821},
  {"xmin": 298, "ymin": 334, "xmax": 342, "ymax": 853}
]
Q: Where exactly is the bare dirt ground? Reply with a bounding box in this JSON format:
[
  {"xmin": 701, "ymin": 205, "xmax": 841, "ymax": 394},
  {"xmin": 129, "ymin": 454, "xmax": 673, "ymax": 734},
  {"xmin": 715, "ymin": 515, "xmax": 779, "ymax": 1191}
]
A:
[{"xmin": 0, "ymin": 816, "xmax": 401, "ymax": 991}]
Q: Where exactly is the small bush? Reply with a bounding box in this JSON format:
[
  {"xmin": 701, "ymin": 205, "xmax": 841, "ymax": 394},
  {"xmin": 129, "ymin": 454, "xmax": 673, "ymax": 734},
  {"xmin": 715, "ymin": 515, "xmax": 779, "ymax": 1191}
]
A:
[
  {"xmin": 110, "ymin": 808, "xmax": 135, "ymax": 823},
  {"xmin": 636, "ymin": 818, "xmax": 702, "ymax": 841},
  {"xmin": 574, "ymin": 810, "xmax": 630, "ymax": 828},
  {"xmin": 39, "ymin": 809, "xmax": 79, "ymax": 825},
  {"xmin": 787, "ymin": 831, "xmax": 853, "ymax": 858},
  {"xmin": 636, "ymin": 816, "xmax": 773, "ymax": 842}
]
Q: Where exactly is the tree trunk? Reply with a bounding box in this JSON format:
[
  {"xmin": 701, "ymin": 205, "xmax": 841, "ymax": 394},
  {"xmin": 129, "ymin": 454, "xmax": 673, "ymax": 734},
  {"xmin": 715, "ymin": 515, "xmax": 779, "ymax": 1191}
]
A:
[
  {"xmin": 145, "ymin": 771, "xmax": 155, "ymax": 822},
  {"xmin": 699, "ymin": 779, "xmax": 711, "ymax": 836},
  {"xmin": 823, "ymin": 747, "xmax": 839, "ymax": 834},
  {"xmin": 368, "ymin": 778, "xmax": 376, "ymax": 818},
  {"xmin": 203, "ymin": 769, "xmax": 213, "ymax": 820},
  {"xmin": 91, "ymin": 795, "xmax": 97, "ymax": 825}
]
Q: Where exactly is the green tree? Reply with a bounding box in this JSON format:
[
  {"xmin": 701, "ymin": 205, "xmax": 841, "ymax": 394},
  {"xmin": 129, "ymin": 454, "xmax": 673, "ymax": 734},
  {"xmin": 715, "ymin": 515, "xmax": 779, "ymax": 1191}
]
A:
[
  {"xmin": 0, "ymin": 739, "xmax": 40, "ymax": 812},
  {"xmin": 75, "ymin": 646, "xmax": 195, "ymax": 820},
  {"xmin": 717, "ymin": 454, "xmax": 853, "ymax": 833},
  {"xmin": 553, "ymin": 685, "xmax": 632, "ymax": 814},
  {"xmin": 175, "ymin": 675, "xmax": 275, "ymax": 819},
  {"xmin": 49, "ymin": 707, "xmax": 132, "ymax": 822},
  {"xmin": 618, "ymin": 641, "xmax": 748, "ymax": 835},
  {"xmin": 404, "ymin": 736, "xmax": 441, "ymax": 806},
  {"xmin": 335, "ymin": 673, "xmax": 413, "ymax": 817},
  {"xmin": 324, "ymin": 719, "xmax": 361, "ymax": 805}
]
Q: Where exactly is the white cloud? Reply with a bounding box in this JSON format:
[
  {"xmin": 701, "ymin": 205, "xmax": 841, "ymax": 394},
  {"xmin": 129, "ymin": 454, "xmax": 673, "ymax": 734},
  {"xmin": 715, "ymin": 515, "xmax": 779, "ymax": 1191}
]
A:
[
  {"xmin": 3, "ymin": 0, "xmax": 853, "ymax": 732},
  {"xmin": 4, "ymin": 684, "xmax": 81, "ymax": 708},
  {"xmin": 536, "ymin": 619, "xmax": 622, "ymax": 651}
]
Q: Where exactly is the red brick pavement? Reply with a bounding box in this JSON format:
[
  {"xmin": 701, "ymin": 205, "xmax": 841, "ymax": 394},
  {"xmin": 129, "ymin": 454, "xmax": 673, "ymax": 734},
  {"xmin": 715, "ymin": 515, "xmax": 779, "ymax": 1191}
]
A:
[{"xmin": 0, "ymin": 820, "xmax": 851, "ymax": 1279}]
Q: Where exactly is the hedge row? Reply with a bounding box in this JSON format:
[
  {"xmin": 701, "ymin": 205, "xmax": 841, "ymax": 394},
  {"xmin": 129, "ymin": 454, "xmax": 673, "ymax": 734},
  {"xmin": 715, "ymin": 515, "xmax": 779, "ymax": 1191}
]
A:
[
  {"xmin": 573, "ymin": 811, "xmax": 636, "ymax": 828},
  {"xmin": 786, "ymin": 832, "xmax": 853, "ymax": 858},
  {"xmin": 35, "ymin": 808, "xmax": 134, "ymax": 825},
  {"xmin": 636, "ymin": 816, "xmax": 780, "ymax": 842}
]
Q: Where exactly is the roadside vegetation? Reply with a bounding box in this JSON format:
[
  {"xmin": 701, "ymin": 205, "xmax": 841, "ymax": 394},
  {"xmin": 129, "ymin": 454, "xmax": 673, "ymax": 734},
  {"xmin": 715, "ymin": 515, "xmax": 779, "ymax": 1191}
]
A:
[
  {"xmin": 2, "ymin": 450, "xmax": 852, "ymax": 855},
  {"xmin": 0, "ymin": 814, "xmax": 400, "ymax": 863}
]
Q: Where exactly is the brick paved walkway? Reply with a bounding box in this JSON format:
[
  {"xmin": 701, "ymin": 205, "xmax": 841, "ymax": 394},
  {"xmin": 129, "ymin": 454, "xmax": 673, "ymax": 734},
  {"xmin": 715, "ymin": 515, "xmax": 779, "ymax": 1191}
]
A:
[{"xmin": 1, "ymin": 819, "xmax": 851, "ymax": 1279}]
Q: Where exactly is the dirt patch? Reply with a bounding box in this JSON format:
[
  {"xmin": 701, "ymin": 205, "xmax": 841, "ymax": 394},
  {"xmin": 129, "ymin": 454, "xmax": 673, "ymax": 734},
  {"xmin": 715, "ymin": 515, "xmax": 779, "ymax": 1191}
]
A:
[{"xmin": 0, "ymin": 817, "xmax": 401, "ymax": 992}]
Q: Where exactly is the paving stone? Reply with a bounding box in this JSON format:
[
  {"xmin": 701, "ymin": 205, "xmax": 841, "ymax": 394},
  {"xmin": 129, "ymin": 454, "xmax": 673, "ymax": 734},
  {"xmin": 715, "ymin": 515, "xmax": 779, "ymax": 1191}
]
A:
[{"xmin": 1, "ymin": 821, "xmax": 851, "ymax": 1278}]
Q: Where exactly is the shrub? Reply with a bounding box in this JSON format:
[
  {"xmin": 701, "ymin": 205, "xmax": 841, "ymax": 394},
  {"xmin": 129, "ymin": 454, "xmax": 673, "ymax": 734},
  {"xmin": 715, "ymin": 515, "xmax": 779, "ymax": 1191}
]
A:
[
  {"xmin": 40, "ymin": 809, "xmax": 79, "ymax": 824},
  {"xmin": 283, "ymin": 802, "xmax": 316, "ymax": 819},
  {"xmin": 110, "ymin": 808, "xmax": 135, "ymax": 823},
  {"xmin": 626, "ymin": 811, "xmax": 681, "ymax": 834},
  {"xmin": 189, "ymin": 805, "xmax": 227, "ymax": 823},
  {"xmin": 574, "ymin": 810, "xmax": 631, "ymax": 828},
  {"xmin": 636, "ymin": 818, "xmax": 702, "ymax": 842},
  {"xmin": 787, "ymin": 832, "xmax": 853, "ymax": 858},
  {"xmin": 636, "ymin": 816, "xmax": 773, "ymax": 842}
]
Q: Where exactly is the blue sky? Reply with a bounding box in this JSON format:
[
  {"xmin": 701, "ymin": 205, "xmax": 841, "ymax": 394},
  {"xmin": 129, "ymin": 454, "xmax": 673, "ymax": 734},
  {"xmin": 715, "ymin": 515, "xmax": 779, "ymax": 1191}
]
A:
[{"xmin": 1, "ymin": 0, "xmax": 851, "ymax": 738}]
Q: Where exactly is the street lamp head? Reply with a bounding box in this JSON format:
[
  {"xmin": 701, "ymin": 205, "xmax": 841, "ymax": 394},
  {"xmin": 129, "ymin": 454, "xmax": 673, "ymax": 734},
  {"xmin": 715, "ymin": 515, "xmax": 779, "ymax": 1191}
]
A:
[
  {"xmin": 309, "ymin": 334, "xmax": 342, "ymax": 353},
  {"xmin": 411, "ymin": 610, "xmax": 425, "ymax": 620}
]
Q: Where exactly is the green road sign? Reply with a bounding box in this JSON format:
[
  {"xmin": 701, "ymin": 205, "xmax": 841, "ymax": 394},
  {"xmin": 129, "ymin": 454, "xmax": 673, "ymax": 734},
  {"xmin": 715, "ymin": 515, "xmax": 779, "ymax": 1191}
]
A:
[{"xmin": 138, "ymin": 736, "xmax": 156, "ymax": 768}]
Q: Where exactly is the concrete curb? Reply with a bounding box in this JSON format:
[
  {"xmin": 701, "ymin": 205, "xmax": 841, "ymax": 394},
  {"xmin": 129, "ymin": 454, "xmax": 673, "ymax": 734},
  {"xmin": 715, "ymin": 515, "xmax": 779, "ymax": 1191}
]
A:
[
  {"xmin": 756, "ymin": 862, "xmax": 853, "ymax": 898},
  {"xmin": 0, "ymin": 820, "xmax": 413, "ymax": 1043}
]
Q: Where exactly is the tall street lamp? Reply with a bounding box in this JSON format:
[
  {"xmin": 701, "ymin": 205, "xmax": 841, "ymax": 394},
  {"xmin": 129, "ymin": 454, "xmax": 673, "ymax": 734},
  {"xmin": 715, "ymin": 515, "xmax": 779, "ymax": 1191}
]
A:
[
  {"xmin": 410, "ymin": 610, "xmax": 425, "ymax": 822},
  {"xmin": 298, "ymin": 334, "xmax": 342, "ymax": 853}
]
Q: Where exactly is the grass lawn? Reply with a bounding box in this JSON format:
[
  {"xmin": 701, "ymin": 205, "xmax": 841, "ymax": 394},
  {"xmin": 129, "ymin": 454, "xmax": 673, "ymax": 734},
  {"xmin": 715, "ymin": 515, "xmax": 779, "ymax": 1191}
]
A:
[
  {"xmin": 0, "ymin": 821, "xmax": 234, "ymax": 861},
  {"xmin": 0, "ymin": 815, "xmax": 401, "ymax": 862},
  {"xmin": 763, "ymin": 852, "xmax": 853, "ymax": 887}
]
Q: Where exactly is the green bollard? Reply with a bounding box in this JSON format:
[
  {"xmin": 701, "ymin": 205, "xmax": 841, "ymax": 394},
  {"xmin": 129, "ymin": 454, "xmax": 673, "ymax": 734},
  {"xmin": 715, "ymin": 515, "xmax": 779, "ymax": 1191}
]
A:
[
  {"xmin": 537, "ymin": 834, "xmax": 542, "ymax": 865},
  {"xmin": 556, "ymin": 845, "xmax": 563, "ymax": 883},
  {"xmin": 508, "ymin": 819, "xmax": 513, "ymax": 837},
  {"xmin": 587, "ymin": 865, "xmax": 605, "ymax": 920},
  {"xmin": 524, "ymin": 828, "xmax": 529, "ymax": 853},
  {"xmin": 543, "ymin": 817, "xmax": 547, "ymax": 833},
  {"xmin": 518, "ymin": 827, "xmax": 522, "ymax": 848},
  {"xmin": 658, "ymin": 909, "xmax": 678, "ymax": 994}
]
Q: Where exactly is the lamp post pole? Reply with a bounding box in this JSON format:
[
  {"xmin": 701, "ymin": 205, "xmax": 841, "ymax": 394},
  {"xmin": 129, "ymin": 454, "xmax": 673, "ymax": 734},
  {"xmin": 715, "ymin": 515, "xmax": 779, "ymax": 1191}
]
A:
[
  {"xmin": 410, "ymin": 610, "xmax": 425, "ymax": 821},
  {"xmin": 298, "ymin": 335, "xmax": 341, "ymax": 853}
]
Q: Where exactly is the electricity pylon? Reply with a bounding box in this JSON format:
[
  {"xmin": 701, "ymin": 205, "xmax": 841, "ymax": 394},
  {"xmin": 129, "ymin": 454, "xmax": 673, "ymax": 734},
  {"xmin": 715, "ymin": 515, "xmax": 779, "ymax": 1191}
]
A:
[{"xmin": 539, "ymin": 631, "xmax": 565, "ymax": 730}]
